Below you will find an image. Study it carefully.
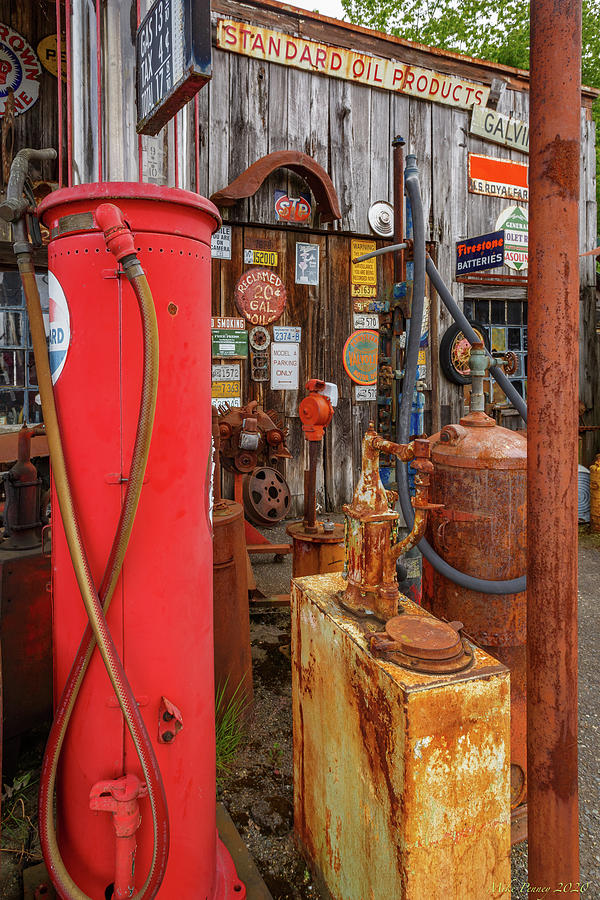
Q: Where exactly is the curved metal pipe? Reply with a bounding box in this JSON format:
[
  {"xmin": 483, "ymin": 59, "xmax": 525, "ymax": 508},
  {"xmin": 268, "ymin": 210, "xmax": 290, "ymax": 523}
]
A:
[{"xmin": 398, "ymin": 160, "xmax": 527, "ymax": 595}]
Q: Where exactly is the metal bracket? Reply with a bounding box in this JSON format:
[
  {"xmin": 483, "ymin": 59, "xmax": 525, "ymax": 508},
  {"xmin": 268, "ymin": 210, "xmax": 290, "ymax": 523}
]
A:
[{"xmin": 158, "ymin": 696, "xmax": 183, "ymax": 744}]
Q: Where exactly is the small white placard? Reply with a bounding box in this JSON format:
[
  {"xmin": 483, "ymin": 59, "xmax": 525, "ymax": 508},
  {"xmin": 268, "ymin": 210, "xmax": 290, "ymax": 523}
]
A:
[
  {"xmin": 270, "ymin": 342, "xmax": 300, "ymax": 390},
  {"xmin": 273, "ymin": 326, "xmax": 301, "ymax": 343},
  {"xmin": 211, "ymin": 225, "xmax": 232, "ymax": 259},
  {"xmin": 212, "ymin": 363, "xmax": 241, "ymax": 382},
  {"xmin": 355, "ymin": 385, "xmax": 377, "ymax": 402},
  {"xmin": 353, "ymin": 313, "xmax": 379, "ymax": 331}
]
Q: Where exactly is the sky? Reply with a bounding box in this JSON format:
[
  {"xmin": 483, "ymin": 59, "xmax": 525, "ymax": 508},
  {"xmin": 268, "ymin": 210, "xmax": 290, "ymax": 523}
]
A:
[{"xmin": 287, "ymin": 0, "xmax": 347, "ymax": 22}]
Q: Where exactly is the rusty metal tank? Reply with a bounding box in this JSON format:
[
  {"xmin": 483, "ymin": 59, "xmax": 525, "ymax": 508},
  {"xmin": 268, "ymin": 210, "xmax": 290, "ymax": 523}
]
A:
[
  {"xmin": 422, "ymin": 408, "xmax": 527, "ymax": 825},
  {"xmin": 212, "ymin": 498, "xmax": 253, "ymax": 721}
]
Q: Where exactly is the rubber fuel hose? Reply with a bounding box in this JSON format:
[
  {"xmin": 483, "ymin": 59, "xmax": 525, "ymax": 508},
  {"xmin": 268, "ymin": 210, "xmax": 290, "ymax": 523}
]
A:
[
  {"xmin": 399, "ymin": 163, "xmax": 527, "ymax": 595},
  {"xmin": 17, "ymin": 207, "xmax": 169, "ymax": 898}
]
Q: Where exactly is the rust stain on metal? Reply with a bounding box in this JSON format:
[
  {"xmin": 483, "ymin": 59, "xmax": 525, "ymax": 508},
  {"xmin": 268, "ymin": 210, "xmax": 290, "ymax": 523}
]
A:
[
  {"xmin": 291, "ymin": 573, "xmax": 511, "ymax": 899},
  {"xmin": 542, "ymin": 136, "xmax": 579, "ymax": 200},
  {"xmin": 424, "ymin": 413, "xmax": 527, "ymax": 811},
  {"xmin": 340, "ymin": 425, "xmax": 438, "ymax": 621}
]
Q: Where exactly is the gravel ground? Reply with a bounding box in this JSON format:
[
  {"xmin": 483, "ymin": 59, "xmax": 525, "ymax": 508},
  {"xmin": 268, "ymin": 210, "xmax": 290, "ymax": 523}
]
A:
[
  {"xmin": 2, "ymin": 523, "xmax": 597, "ymax": 898},
  {"xmin": 228, "ymin": 522, "xmax": 600, "ymax": 899}
]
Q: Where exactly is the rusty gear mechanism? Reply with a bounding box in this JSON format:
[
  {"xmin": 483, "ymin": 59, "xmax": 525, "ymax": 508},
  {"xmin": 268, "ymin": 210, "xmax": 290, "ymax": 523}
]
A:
[{"xmin": 217, "ymin": 400, "xmax": 292, "ymax": 475}]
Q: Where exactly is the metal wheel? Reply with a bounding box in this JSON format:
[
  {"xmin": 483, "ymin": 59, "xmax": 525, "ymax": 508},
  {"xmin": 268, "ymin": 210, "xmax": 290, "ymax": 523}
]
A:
[{"xmin": 243, "ymin": 466, "xmax": 291, "ymax": 525}]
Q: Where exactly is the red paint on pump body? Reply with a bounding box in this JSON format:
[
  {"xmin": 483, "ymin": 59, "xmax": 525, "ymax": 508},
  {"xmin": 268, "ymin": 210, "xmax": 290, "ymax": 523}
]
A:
[{"xmin": 38, "ymin": 183, "xmax": 245, "ymax": 898}]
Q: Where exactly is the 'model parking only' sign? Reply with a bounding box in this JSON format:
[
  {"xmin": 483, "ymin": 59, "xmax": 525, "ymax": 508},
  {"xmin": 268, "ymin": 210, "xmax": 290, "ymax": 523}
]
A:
[{"xmin": 136, "ymin": 0, "xmax": 211, "ymax": 136}]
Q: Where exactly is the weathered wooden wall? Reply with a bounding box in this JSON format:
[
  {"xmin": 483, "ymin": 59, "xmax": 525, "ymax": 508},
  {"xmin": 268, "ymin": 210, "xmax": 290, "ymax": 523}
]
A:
[{"xmin": 0, "ymin": 0, "xmax": 61, "ymax": 185}]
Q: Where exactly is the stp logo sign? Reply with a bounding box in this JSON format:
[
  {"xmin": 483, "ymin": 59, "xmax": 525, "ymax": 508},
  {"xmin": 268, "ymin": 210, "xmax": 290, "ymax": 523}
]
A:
[
  {"xmin": 0, "ymin": 23, "xmax": 41, "ymax": 116},
  {"xmin": 274, "ymin": 190, "xmax": 311, "ymax": 223}
]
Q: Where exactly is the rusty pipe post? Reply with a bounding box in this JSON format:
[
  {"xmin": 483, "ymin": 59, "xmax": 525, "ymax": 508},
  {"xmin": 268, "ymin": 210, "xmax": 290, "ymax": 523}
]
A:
[
  {"xmin": 392, "ymin": 135, "xmax": 405, "ymax": 284},
  {"xmin": 303, "ymin": 440, "xmax": 319, "ymax": 533},
  {"xmin": 527, "ymin": 0, "xmax": 581, "ymax": 887}
]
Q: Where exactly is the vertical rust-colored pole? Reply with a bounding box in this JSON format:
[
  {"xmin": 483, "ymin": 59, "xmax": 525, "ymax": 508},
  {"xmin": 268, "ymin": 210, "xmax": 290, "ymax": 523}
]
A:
[
  {"xmin": 528, "ymin": 0, "xmax": 581, "ymax": 888},
  {"xmin": 392, "ymin": 135, "xmax": 405, "ymax": 284}
]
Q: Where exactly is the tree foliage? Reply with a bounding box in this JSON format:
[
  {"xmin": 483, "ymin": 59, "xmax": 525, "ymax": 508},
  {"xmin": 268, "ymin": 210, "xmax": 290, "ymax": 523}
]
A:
[
  {"xmin": 342, "ymin": 0, "xmax": 600, "ymax": 242},
  {"xmin": 341, "ymin": 0, "xmax": 600, "ymax": 90}
]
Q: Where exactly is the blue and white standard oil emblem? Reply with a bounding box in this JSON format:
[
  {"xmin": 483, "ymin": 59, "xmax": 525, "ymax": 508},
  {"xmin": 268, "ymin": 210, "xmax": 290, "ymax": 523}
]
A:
[
  {"xmin": 0, "ymin": 23, "xmax": 41, "ymax": 116},
  {"xmin": 48, "ymin": 273, "xmax": 70, "ymax": 385}
]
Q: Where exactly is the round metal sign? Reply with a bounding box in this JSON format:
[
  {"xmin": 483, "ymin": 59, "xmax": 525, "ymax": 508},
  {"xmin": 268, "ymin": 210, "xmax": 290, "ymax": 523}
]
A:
[
  {"xmin": 235, "ymin": 268, "xmax": 286, "ymax": 326},
  {"xmin": 0, "ymin": 24, "xmax": 42, "ymax": 117},
  {"xmin": 342, "ymin": 330, "xmax": 379, "ymax": 385},
  {"xmin": 249, "ymin": 325, "xmax": 270, "ymax": 351}
]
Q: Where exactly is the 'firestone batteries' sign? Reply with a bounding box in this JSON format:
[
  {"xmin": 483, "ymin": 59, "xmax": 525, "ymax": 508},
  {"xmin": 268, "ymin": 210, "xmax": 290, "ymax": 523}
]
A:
[
  {"xmin": 455, "ymin": 230, "xmax": 505, "ymax": 275},
  {"xmin": 136, "ymin": 0, "xmax": 212, "ymax": 136},
  {"xmin": 234, "ymin": 268, "xmax": 287, "ymax": 326}
]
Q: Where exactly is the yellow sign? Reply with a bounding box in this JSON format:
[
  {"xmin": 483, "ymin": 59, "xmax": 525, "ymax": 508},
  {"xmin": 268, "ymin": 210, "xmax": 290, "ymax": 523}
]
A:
[
  {"xmin": 217, "ymin": 20, "xmax": 490, "ymax": 111},
  {"xmin": 244, "ymin": 249, "xmax": 278, "ymax": 266},
  {"xmin": 351, "ymin": 240, "xmax": 377, "ymax": 288},
  {"xmin": 37, "ymin": 34, "xmax": 66, "ymax": 82},
  {"xmin": 211, "ymin": 380, "xmax": 241, "ymax": 399},
  {"xmin": 351, "ymin": 284, "xmax": 377, "ymax": 298}
]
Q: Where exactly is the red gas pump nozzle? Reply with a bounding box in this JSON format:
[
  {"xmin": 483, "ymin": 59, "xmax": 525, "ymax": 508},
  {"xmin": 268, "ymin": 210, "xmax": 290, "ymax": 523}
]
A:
[{"xmin": 298, "ymin": 380, "xmax": 338, "ymax": 532}]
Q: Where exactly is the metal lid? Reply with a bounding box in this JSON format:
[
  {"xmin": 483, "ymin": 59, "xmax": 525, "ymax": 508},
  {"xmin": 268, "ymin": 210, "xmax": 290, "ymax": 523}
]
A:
[
  {"xmin": 384, "ymin": 616, "xmax": 464, "ymax": 661},
  {"xmin": 368, "ymin": 200, "xmax": 394, "ymax": 237}
]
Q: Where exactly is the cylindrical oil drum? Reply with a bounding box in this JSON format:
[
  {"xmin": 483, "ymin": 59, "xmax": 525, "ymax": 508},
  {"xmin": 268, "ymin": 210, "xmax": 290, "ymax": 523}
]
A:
[
  {"xmin": 422, "ymin": 411, "xmax": 527, "ymax": 814},
  {"xmin": 286, "ymin": 522, "xmax": 345, "ymax": 578},
  {"xmin": 39, "ymin": 184, "xmax": 241, "ymax": 897},
  {"xmin": 213, "ymin": 500, "xmax": 253, "ymax": 720}
]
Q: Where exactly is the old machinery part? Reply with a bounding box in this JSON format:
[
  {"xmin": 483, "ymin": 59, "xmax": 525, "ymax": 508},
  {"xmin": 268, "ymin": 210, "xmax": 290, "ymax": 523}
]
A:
[
  {"xmin": 218, "ymin": 401, "xmax": 291, "ymax": 473},
  {"xmin": 493, "ymin": 350, "xmax": 519, "ymax": 377},
  {"xmin": 2, "ymin": 424, "xmax": 46, "ymax": 550},
  {"xmin": 370, "ymin": 615, "xmax": 474, "ymax": 674},
  {"xmin": 248, "ymin": 325, "xmax": 270, "ymax": 351},
  {"xmin": 368, "ymin": 200, "xmax": 394, "ymax": 237},
  {"xmin": 339, "ymin": 423, "xmax": 440, "ymax": 622},
  {"xmin": 2, "ymin": 152, "xmax": 169, "ymax": 900},
  {"xmin": 243, "ymin": 466, "xmax": 291, "ymax": 525},
  {"xmin": 439, "ymin": 321, "xmax": 490, "ymax": 385},
  {"xmin": 250, "ymin": 350, "xmax": 269, "ymax": 382}
]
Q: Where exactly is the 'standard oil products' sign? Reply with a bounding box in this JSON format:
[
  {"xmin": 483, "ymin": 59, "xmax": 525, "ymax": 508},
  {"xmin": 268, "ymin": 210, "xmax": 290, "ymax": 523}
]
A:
[
  {"xmin": 468, "ymin": 153, "xmax": 529, "ymax": 202},
  {"xmin": 456, "ymin": 230, "xmax": 505, "ymax": 275},
  {"xmin": 217, "ymin": 20, "xmax": 490, "ymax": 111},
  {"xmin": 136, "ymin": 0, "xmax": 211, "ymax": 136},
  {"xmin": 0, "ymin": 23, "xmax": 41, "ymax": 117},
  {"xmin": 470, "ymin": 106, "xmax": 529, "ymax": 154}
]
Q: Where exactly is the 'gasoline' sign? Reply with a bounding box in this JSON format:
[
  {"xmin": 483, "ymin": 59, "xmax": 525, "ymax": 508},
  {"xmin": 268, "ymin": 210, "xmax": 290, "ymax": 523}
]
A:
[
  {"xmin": 136, "ymin": 0, "xmax": 211, "ymax": 136},
  {"xmin": 234, "ymin": 268, "xmax": 287, "ymax": 326}
]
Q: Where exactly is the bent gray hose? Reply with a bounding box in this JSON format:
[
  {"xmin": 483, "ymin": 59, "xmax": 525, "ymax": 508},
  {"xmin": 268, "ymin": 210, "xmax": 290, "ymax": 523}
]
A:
[
  {"xmin": 425, "ymin": 256, "xmax": 528, "ymax": 422},
  {"xmin": 399, "ymin": 163, "xmax": 526, "ymax": 595}
]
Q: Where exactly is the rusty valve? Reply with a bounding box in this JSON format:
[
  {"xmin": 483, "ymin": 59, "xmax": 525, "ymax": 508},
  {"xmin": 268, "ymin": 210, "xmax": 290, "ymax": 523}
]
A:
[{"xmin": 340, "ymin": 423, "xmax": 441, "ymax": 622}]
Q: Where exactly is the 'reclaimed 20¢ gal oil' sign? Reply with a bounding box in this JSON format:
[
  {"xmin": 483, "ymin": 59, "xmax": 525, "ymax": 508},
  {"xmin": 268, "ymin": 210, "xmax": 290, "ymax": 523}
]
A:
[{"xmin": 234, "ymin": 268, "xmax": 287, "ymax": 326}]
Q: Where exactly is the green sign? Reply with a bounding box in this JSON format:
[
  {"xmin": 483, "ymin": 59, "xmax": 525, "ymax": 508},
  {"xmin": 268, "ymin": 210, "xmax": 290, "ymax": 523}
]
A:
[{"xmin": 211, "ymin": 328, "xmax": 248, "ymax": 359}]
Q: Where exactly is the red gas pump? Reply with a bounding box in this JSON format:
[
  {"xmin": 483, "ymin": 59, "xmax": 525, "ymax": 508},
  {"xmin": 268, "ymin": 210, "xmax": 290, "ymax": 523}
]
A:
[{"xmin": 4, "ymin": 151, "xmax": 244, "ymax": 899}]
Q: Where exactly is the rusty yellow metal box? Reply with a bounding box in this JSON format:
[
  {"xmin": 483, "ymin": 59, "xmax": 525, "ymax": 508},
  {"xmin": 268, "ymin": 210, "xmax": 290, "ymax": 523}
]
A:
[{"xmin": 291, "ymin": 573, "xmax": 511, "ymax": 900}]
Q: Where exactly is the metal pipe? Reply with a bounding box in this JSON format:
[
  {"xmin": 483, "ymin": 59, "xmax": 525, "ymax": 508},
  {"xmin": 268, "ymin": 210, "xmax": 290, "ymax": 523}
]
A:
[
  {"xmin": 95, "ymin": 0, "xmax": 102, "ymax": 182},
  {"xmin": 65, "ymin": 0, "xmax": 73, "ymax": 186},
  {"xmin": 194, "ymin": 94, "xmax": 201, "ymax": 193},
  {"xmin": 304, "ymin": 441, "xmax": 319, "ymax": 532},
  {"xmin": 527, "ymin": 0, "xmax": 581, "ymax": 886},
  {"xmin": 392, "ymin": 135, "xmax": 406, "ymax": 283},
  {"xmin": 425, "ymin": 255, "xmax": 528, "ymax": 422},
  {"xmin": 397, "ymin": 160, "xmax": 526, "ymax": 595},
  {"xmin": 55, "ymin": 0, "xmax": 63, "ymax": 187},
  {"xmin": 353, "ymin": 242, "xmax": 408, "ymax": 263}
]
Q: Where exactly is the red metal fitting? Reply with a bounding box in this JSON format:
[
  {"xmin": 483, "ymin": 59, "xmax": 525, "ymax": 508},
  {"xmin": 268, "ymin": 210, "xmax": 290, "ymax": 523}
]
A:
[
  {"xmin": 95, "ymin": 203, "xmax": 136, "ymax": 261},
  {"xmin": 299, "ymin": 381, "xmax": 334, "ymax": 441},
  {"xmin": 158, "ymin": 696, "xmax": 183, "ymax": 744},
  {"xmin": 89, "ymin": 774, "xmax": 148, "ymax": 900}
]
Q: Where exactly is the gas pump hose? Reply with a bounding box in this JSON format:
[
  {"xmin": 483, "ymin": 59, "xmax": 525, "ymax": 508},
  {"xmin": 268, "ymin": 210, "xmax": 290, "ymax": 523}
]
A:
[
  {"xmin": 399, "ymin": 160, "xmax": 527, "ymax": 595},
  {"xmin": 5, "ymin": 158, "xmax": 169, "ymax": 899}
]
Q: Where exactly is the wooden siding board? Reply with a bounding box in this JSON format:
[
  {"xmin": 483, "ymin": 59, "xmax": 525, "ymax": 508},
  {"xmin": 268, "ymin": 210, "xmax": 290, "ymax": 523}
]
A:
[
  {"xmin": 329, "ymin": 78, "xmax": 355, "ymax": 232},
  {"xmin": 209, "ymin": 49, "xmax": 231, "ymax": 198},
  {"xmin": 247, "ymin": 57, "xmax": 270, "ymax": 220},
  {"xmin": 369, "ymin": 88, "xmax": 391, "ymax": 207}
]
